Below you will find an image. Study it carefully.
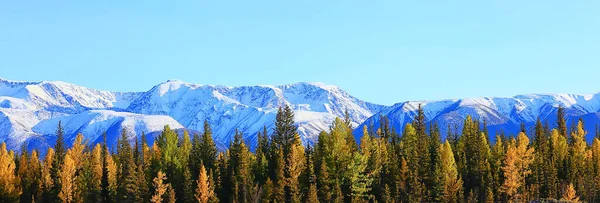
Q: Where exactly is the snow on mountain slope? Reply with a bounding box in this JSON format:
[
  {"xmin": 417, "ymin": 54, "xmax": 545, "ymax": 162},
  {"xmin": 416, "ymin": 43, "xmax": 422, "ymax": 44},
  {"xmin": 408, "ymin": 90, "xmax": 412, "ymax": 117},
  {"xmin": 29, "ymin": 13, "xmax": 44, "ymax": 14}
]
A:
[
  {"xmin": 355, "ymin": 93, "xmax": 600, "ymax": 142},
  {"xmin": 127, "ymin": 80, "xmax": 384, "ymax": 145},
  {"xmin": 32, "ymin": 110, "xmax": 185, "ymax": 148},
  {"xmin": 0, "ymin": 78, "xmax": 141, "ymax": 112},
  {"xmin": 0, "ymin": 77, "xmax": 383, "ymax": 150}
]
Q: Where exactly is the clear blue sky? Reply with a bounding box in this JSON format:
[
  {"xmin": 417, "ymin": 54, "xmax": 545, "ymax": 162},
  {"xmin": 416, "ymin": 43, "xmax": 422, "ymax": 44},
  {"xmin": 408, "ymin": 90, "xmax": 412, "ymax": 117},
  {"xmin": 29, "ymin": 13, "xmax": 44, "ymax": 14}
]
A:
[{"xmin": 1, "ymin": 1, "xmax": 599, "ymax": 105}]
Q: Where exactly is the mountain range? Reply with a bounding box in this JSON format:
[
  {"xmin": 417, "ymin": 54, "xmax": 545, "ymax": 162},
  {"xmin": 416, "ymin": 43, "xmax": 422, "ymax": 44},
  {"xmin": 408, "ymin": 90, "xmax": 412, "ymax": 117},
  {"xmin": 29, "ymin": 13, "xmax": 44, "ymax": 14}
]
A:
[{"xmin": 1, "ymin": 77, "xmax": 599, "ymax": 152}]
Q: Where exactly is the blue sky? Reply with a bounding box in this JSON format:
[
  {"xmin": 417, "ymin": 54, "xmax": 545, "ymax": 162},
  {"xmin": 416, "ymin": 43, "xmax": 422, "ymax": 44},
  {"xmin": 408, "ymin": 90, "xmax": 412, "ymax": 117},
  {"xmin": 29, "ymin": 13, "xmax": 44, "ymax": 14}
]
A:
[{"xmin": 1, "ymin": 1, "xmax": 599, "ymax": 105}]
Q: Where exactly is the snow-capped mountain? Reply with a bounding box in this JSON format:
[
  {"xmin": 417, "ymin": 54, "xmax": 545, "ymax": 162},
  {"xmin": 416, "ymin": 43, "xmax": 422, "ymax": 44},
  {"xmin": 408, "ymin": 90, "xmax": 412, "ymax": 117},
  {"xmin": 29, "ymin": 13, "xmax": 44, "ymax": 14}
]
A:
[
  {"xmin": 126, "ymin": 80, "xmax": 385, "ymax": 145},
  {"xmin": 4, "ymin": 76, "xmax": 600, "ymax": 152},
  {"xmin": 355, "ymin": 93, "xmax": 600, "ymax": 143},
  {"xmin": 0, "ymin": 78, "xmax": 384, "ymax": 151}
]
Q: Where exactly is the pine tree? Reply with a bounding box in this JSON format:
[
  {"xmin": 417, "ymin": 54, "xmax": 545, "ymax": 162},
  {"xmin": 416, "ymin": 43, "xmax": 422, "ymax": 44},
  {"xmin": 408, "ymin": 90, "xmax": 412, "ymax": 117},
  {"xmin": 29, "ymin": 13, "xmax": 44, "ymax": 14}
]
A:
[
  {"xmin": 200, "ymin": 120, "xmax": 217, "ymax": 173},
  {"xmin": 214, "ymin": 152, "xmax": 228, "ymax": 202},
  {"xmin": 348, "ymin": 149, "xmax": 370, "ymax": 201},
  {"xmin": 301, "ymin": 145, "xmax": 318, "ymax": 203},
  {"xmin": 253, "ymin": 130, "xmax": 269, "ymax": 187},
  {"xmin": 116, "ymin": 128, "xmax": 138, "ymax": 203},
  {"xmin": 227, "ymin": 129, "xmax": 254, "ymax": 202},
  {"xmin": 0, "ymin": 142, "xmax": 20, "ymax": 202},
  {"xmin": 182, "ymin": 167, "xmax": 195, "ymax": 203},
  {"xmin": 429, "ymin": 122, "xmax": 444, "ymax": 202},
  {"xmin": 557, "ymin": 106, "xmax": 568, "ymax": 138},
  {"xmin": 189, "ymin": 132, "xmax": 202, "ymax": 181},
  {"xmin": 157, "ymin": 125, "xmax": 180, "ymax": 168},
  {"xmin": 490, "ymin": 134, "xmax": 505, "ymax": 201},
  {"xmin": 343, "ymin": 109, "xmax": 358, "ymax": 152},
  {"xmin": 274, "ymin": 105, "xmax": 298, "ymax": 154},
  {"xmin": 412, "ymin": 104, "xmax": 432, "ymax": 200},
  {"xmin": 50, "ymin": 121, "xmax": 66, "ymax": 202}
]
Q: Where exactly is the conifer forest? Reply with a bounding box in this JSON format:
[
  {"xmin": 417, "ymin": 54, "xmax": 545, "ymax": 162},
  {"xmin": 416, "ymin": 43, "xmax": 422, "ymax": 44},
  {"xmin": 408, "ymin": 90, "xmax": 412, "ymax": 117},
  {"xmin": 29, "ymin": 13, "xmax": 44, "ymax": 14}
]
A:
[{"xmin": 2, "ymin": 105, "xmax": 599, "ymax": 203}]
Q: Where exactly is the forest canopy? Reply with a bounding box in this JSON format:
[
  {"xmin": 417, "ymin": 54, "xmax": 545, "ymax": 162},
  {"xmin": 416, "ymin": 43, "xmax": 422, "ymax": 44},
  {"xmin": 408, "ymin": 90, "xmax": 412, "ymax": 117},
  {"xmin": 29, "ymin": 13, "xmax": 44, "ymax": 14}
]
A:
[{"xmin": 0, "ymin": 105, "xmax": 598, "ymax": 203}]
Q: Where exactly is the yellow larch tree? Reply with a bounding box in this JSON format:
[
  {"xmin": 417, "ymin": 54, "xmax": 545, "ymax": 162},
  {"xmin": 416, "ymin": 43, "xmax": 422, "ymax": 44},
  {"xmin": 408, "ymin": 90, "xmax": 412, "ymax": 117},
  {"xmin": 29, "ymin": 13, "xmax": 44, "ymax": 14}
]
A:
[
  {"xmin": 0, "ymin": 142, "xmax": 21, "ymax": 202},
  {"xmin": 195, "ymin": 165, "xmax": 214, "ymax": 203}
]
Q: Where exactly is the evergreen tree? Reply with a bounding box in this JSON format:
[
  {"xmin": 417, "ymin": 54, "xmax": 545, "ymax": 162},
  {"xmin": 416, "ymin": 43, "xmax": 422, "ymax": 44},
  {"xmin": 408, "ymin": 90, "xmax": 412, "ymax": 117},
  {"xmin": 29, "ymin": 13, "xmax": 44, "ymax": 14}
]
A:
[
  {"xmin": 156, "ymin": 125, "xmax": 180, "ymax": 169},
  {"xmin": 214, "ymin": 152, "xmax": 228, "ymax": 202},
  {"xmin": 227, "ymin": 129, "xmax": 254, "ymax": 202},
  {"xmin": 200, "ymin": 120, "xmax": 217, "ymax": 174},
  {"xmin": 490, "ymin": 134, "xmax": 505, "ymax": 202},
  {"xmin": 274, "ymin": 105, "xmax": 298, "ymax": 154},
  {"xmin": 116, "ymin": 128, "xmax": 138, "ymax": 203},
  {"xmin": 402, "ymin": 123, "xmax": 427, "ymax": 200},
  {"xmin": 182, "ymin": 167, "xmax": 195, "ymax": 203},
  {"xmin": 460, "ymin": 116, "xmax": 493, "ymax": 202},
  {"xmin": 343, "ymin": 109, "xmax": 359, "ymax": 152},
  {"xmin": 50, "ymin": 121, "xmax": 66, "ymax": 202},
  {"xmin": 253, "ymin": 130, "xmax": 269, "ymax": 187},
  {"xmin": 412, "ymin": 104, "xmax": 431, "ymax": 199},
  {"xmin": 429, "ymin": 122, "xmax": 444, "ymax": 202},
  {"xmin": 189, "ymin": 132, "xmax": 202, "ymax": 181},
  {"xmin": 557, "ymin": 106, "xmax": 568, "ymax": 138},
  {"xmin": 301, "ymin": 145, "xmax": 317, "ymax": 202},
  {"xmin": 83, "ymin": 144, "xmax": 103, "ymax": 203}
]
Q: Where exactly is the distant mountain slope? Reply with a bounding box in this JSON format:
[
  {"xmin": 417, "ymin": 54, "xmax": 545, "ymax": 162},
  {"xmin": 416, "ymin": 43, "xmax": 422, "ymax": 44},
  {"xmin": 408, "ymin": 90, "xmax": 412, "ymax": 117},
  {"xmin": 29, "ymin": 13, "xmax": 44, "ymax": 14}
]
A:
[
  {"xmin": 4, "ymin": 77, "xmax": 600, "ymax": 151},
  {"xmin": 355, "ymin": 94, "xmax": 600, "ymax": 143},
  {"xmin": 126, "ymin": 80, "xmax": 385, "ymax": 145},
  {"xmin": 0, "ymin": 78, "xmax": 384, "ymax": 150}
]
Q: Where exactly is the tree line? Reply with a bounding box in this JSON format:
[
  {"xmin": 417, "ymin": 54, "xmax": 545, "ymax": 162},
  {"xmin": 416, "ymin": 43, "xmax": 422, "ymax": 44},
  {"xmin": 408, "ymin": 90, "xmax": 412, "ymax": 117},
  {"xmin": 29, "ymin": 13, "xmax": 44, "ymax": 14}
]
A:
[{"xmin": 0, "ymin": 105, "xmax": 599, "ymax": 202}]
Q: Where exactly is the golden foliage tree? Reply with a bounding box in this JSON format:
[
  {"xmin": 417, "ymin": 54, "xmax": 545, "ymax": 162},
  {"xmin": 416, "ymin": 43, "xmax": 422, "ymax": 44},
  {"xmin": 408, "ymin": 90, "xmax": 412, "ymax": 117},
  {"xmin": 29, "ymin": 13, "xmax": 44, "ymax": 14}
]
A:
[
  {"xmin": 59, "ymin": 153, "xmax": 77, "ymax": 203},
  {"xmin": 562, "ymin": 183, "xmax": 580, "ymax": 203},
  {"xmin": 195, "ymin": 165, "xmax": 214, "ymax": 203},
  {"xmin": 501, "ymin": 132, "xmax": 535, "ymax": 202},
  {"xmin": 0, "ymin": 142, "xmax": 21, "ymax": 201},
  {"xmin": 440, "ymin": 141, "xmax": 462, "ymax": 203},
  {"xmin": 151, "ymin": 171, "xmax": 169, "ymax": 203}
]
